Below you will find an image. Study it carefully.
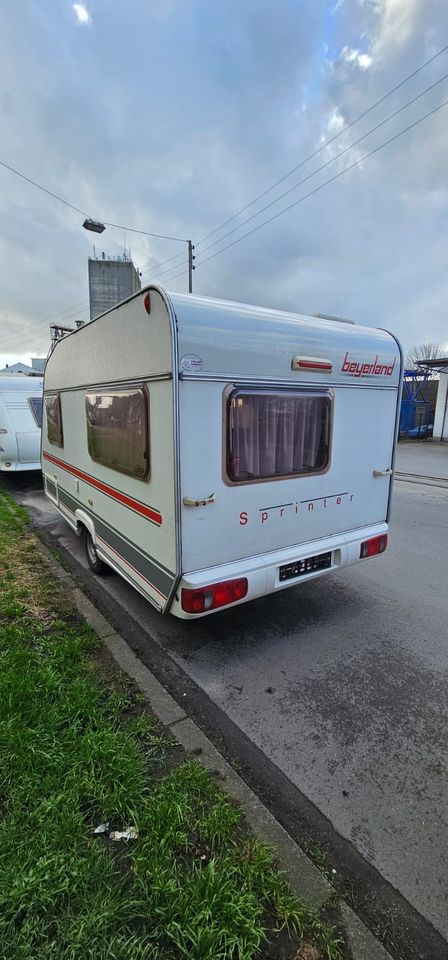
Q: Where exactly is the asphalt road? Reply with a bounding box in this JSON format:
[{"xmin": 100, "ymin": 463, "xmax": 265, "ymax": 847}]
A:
[
  {"xmin": 395, "ymin": 441, "xmax": 448, "ymax": 483},
  {"xmin": 3, "ymin": 449, "xmax": 448, "ymax": 954}
]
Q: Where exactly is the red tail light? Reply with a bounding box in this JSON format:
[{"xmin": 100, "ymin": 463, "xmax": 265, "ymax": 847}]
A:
[
  {"xmin": 360, "ymin": 534, "xmax": 388, "ymax": 559},
  {"xmin": 181, "ymin": 578, "xmax": 248, "ymax": 613},
  {"xmin": 143, "ymin": 292, "xmax": 151, "ymax": 314}
]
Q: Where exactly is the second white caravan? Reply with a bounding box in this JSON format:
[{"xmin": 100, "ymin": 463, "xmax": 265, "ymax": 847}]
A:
[
  {"xmin": 42, "ymin": 287, "xmax": 402, "ymax": 618},
  {"xmin": 0, "ymin": 374, "xmax": 43, "ymax": 472}
]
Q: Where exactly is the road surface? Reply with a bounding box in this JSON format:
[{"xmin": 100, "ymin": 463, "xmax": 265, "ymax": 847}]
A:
[{"xmin": 3, "ymin": 447, "xmax": 448, "ymax": 957}]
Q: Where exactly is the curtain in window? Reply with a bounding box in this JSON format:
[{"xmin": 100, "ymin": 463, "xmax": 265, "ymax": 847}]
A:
[{"xmin": 229, "ymin": 393, "xmax": 329, "ymax": 481}]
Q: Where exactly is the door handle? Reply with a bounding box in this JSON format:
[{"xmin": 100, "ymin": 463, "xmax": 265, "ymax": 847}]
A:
[
  {"xmin": 183, "ymin": 493, "xmax": 216, "ymax": 507},
  {"xmin": 373, "ymin": 469, "xmax": 393, "ymax": 477}
]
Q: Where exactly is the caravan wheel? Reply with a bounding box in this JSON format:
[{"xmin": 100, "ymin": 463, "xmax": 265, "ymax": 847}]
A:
[{"xmin": 84, "ymin": 528, "xmax": 107, "ymax": 575}]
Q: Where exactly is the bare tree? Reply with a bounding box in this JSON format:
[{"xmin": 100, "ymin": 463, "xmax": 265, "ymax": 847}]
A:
[{"xmin": 406, "ymin": 342, "xmax": 447, "ymax": 372}]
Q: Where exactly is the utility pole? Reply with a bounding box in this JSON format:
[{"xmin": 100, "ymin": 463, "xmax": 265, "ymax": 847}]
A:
[{"xmin": 188, "ymin": 240, "xmax": 195, "ymax": 293}]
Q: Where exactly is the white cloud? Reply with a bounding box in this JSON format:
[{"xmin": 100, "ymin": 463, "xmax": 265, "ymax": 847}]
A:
[
  {"xmin": 357, "ymin": 52, "xmax": 373, "ymax": 69},
  {"xmin": 373, "ymin": 0, "xmax": 421, "ymax": 51},
  {"xmin": 341, "ymin": 45, "xmax": 373, "ymax": 69},
  {"xmin": 327, "ymin": 108, "xmax": 345, "ymax": 133},
  {"xmin": 0, "ymin": 0, "xmax": 447, "ymax": 363},
  {"xmin": 73, "ymin": 3, "xmax": 91, "ymax": 25}
]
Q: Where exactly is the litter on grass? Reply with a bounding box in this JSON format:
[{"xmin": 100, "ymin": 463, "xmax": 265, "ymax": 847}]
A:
[
  {"xmin": 109, "ymin": 827, "xmax": 139, "ymax": 842},
  {"xmin": 93, "ymin": 823, "xmax": 138, "ymax": 841}
]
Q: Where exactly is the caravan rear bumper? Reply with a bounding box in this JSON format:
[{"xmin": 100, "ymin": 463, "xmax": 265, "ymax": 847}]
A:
[{"xmin": 169, "ymin": 522, "xmax": 389, "ymax": 618}]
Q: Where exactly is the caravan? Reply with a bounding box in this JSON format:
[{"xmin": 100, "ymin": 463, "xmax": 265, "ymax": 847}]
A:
[
  {"xmin": 0, "ymin": 374, "xmax": 43, "ymax": 472},
  {"xmin": 42, "ymin": 287, "xmax": 402, "ymax": 618}
]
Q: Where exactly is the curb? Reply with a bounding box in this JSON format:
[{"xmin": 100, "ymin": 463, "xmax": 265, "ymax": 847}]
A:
[{"xmin": 35, "ymin": 537, "xmax": 394, "ymax": 960}]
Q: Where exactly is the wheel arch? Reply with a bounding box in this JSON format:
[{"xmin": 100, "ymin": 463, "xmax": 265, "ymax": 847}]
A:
[{"xmin": 74, "ymin": 508, "xmax": 96, "ymax": 540}]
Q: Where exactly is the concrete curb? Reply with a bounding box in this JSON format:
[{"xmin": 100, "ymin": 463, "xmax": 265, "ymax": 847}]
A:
[{"xmin": 34, "ymin": 537, "xmax": 394, "ymax": 959}]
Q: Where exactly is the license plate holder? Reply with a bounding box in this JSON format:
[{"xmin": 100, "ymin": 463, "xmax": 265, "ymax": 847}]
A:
[{"xmin": 279, "ymin": 551, "xmax": 332, "ymax": 582}]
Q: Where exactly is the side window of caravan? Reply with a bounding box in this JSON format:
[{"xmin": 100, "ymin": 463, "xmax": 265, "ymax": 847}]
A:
[
  {"xmin": 227, "ymin": 390, "xmax": 331, "ymax": 482},
  {"xmin": 29, "ymin": 396, "xmax": 43, "ymax": 428},
  {"xmin": 45, "ymin": 393, "xmax": 63, "ymax": 446},
  {"xmin": 85, "ymin": 387, "xmax": 149, "ymax": 480}
]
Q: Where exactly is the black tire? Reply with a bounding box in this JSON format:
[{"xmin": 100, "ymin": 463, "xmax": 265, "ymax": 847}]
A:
[{"xmin": 84, "ymin": 528, "xmax": 107, "ymax": 575}]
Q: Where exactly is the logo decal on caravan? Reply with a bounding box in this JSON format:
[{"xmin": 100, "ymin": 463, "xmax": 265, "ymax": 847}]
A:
[
  {"xmin": 180, "ymin": 355, "xmax": 204, "ymax": 372},
  {"xmin": 341, "ymin": 353, "xmax": 396, "ymax": 378},
  {"xmin": 239, "ymin": 491, "xmax": 354, "ymax": 525}
]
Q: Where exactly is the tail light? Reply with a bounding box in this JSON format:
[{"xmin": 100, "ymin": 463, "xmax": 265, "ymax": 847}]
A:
[
  {"xmin": 143, "ymin": 292, "xmax": 151, "ymax": 314},
  {"xmin": 181, "ymin": 577, "xmax": 248, "ymax": 614},
  {"xmin": 360, "ymin": 534, "xmax": 388, "ymax": 559}
]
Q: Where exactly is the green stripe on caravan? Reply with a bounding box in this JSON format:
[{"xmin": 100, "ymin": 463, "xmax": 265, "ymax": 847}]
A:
[{"xmin": 57, "ymin": 487, "xmax": 175, "ymax": 599}]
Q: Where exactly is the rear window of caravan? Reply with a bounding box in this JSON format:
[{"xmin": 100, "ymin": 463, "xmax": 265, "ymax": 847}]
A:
[
  {"xmin": 226, "ymin": 389, "xmax": 331, "ymax": 483},
  {"xmin": 45, "ymin": 393, "xmax": 63, "ymax": 447},
  {"xmin": 85, "ymin": 386, "xmax": 149, "ymax": 480},
  {"xmin": 29, "ymin": 396, "xmax": 43, "ymax": 428}
]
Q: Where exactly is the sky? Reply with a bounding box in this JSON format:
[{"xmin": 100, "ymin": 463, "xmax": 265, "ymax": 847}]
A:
[{"xmin": 0, "ymin": 0, "xmax": 447, "ymax": 367}]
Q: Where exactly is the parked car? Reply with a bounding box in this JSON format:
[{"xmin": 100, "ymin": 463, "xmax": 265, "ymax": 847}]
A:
[{"xmin": 407, "ymin": 423, "xmax": 433, "ymax": 438}]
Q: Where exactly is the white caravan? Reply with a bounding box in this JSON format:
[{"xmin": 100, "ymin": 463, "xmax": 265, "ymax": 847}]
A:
[
  {"xmin": 0, "ymin": 374, "xmax": 43, "ymax": 472},
  {"xmin": 42, "ymin": 287, "xmax": 402, "ymax": 618}
]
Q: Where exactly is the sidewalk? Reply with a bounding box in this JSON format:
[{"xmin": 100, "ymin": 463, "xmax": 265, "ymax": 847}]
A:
[{"xmin": 395, "ymin": 441, "xmax": 448, "ymax": 480}]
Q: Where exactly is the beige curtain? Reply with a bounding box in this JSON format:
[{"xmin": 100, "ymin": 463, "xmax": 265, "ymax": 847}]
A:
[{"xmin": 229, "ymin": 393, "xmax": 329, "ymax": 480}]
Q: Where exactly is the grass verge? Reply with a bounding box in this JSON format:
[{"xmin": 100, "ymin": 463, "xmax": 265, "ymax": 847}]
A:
[{"xmin": 0, "ymin": 489, "xmax": 344, "ymax": 960}]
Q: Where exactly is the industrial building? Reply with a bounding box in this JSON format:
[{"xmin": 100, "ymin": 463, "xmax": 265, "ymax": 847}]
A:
[{"xmin": 88, "ymin": 252, "xmax": 141, "ymax": 320}]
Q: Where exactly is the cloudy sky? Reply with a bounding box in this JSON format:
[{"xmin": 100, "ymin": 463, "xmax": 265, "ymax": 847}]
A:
[{"xmin": 0, "ymin": 0, "xmax": 447, "ymax": 367}]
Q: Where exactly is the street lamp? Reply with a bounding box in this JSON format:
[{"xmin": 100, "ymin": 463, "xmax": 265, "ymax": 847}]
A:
[
  {"xmin": 83, "ymin": 218, "xmax": 106, "ymax": 234},
  {"xmin": 82, "ymin": 218, "xmax": 195, "ymax": 291}
]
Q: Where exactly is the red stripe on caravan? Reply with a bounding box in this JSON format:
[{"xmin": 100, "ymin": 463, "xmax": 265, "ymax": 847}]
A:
[{"xmin": 43, "ymin": 451, "xmax": 163, "ymax": 526}]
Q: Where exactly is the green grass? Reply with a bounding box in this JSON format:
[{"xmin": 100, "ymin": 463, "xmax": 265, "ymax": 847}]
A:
[{"xmin": 0, "ymin": 490, "xmax": 343, "ymax": 960}]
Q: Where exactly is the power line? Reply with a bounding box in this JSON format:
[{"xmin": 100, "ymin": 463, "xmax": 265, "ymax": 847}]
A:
[
  {"xmin": 153, "ymin": 266, "xmax": 189, "ymax": 285},
  {"xmin": 2, "ymin": 317, "xmax": 85, "ymax": 352},
  {"xmin": 140, "ymin": 247, "xmax": 195, "ymax": 283},
  {"xmin": 195, "ymin": 96, "xmax": 448, "ymax": 269},
  {"xmin": 145, "ymin": 263, "xmax": 190, "ymax": 287},
  {"xmin": 159, "ymin": 267, "xmax": 189, "ymax": 286},
  {"xmin": 197, "ymin": 70, "xmax": 448, "ymax": 258},
  {"xmin": 2, "ymin": 327, "xmax": 56, "ymax": 351},
  {"xmin": 0, "ymin": 158, "xmax": 188, "ymax": 243},
  {"xmin": 0, "ymin": 159, "xmax": 88, "ymax": 217},
  {"xmin": 144, "ymin": 256, "xmax": 192, "ymax": 285},
  {"xmin": 196, "ymin": 42, "xmax": 448, "ymax": 247},
  {"xmin": 46, "ymin": 300, "xmax": 89, "ymax": 321},
  {"xmin": 2, "ymin": 325, "xmax": 57, "ymax": 351},
  {"xmin": 138, "ymin": 247, "xmax": 187, "ymax": 281},
  {"xmin": 140, "ymin": 249, "xmax": 186, "ymax": 274},
  {"xmin": 1, "ymin": 301, "xmax": 89, "ymax": 351},
  {"xmin": 136, "ymin": 48, "xmax": 448, "ymax": 285},
  {"xmin": 101, "ymin": 220, "xmax": 188, "ymax": 242},
  {"xmin": 2, "ymin": 302, "xmax": 89, "ymax": 346}
]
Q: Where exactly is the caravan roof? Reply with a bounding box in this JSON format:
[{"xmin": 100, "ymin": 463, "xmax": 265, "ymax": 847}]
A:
[{"xmin": 45, "ymin": 286, "xmax": 401, "ymax": 389}]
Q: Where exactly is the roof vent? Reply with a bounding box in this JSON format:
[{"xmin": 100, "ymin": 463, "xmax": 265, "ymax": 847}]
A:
[{"xmin": 313, "ymin": 313, "xmax": 355, "ymax": 325}]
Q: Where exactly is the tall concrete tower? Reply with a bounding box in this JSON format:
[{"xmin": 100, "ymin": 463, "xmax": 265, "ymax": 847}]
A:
[{"xmin": 88, "ymin": 251, "xmax": 141, "ymax": 320}]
